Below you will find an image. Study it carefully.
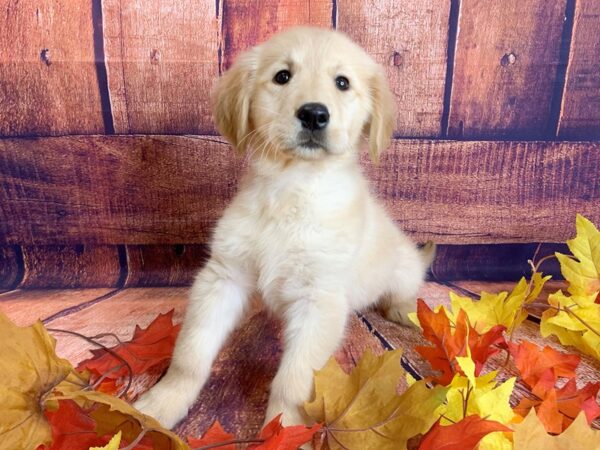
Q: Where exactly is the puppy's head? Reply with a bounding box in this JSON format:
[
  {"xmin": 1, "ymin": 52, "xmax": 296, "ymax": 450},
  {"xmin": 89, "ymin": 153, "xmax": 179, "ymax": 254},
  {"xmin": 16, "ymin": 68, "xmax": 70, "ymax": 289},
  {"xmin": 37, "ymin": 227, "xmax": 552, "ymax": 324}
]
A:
[{"xmin": 213, "ymin": 27, "xmax": 395, "ymax": 162}]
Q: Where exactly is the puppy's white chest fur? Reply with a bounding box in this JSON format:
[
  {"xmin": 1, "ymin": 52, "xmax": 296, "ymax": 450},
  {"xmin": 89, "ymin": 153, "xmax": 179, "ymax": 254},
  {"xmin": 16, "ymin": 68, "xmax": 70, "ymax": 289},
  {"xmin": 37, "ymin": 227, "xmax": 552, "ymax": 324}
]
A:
[{"xmin": 230, "ymin": 159, "xmax": 365, "ymax": 309}]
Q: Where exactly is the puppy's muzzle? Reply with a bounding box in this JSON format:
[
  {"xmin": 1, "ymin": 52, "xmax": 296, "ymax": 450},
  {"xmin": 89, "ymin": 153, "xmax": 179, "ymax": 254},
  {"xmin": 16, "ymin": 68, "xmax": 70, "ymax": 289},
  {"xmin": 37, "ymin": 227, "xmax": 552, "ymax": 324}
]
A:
[{"xmin": 296, "ymin": 103, "xmax": 329, "ymax": 130}]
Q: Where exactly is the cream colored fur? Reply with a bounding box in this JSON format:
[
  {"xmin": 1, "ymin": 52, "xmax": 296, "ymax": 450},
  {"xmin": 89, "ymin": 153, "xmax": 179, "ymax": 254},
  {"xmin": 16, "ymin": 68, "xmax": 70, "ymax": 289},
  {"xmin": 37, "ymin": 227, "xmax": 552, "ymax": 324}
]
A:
[{"xmin": 134, "ymin": 26, "xmax": 434, "ymax": 429}]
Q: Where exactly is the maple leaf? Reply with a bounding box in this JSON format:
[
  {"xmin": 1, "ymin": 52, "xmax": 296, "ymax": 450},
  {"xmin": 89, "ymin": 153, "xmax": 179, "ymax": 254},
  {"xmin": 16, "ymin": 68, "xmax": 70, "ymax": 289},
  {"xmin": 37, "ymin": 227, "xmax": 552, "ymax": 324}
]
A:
[
  {"xmin": 188, "ymin": 421, "xmax": 235, "ymax": 450},
  {"xmin": 508, "ymin": 341, "xmax": 579, "ymax": 388},
  {"xmin": 249, "ymin": 414, "xmax": 321, "ymax": 450},
  {"xmin": 513, "ymin": 409, "xmax": 600, "ymax": 450},
  {"xmin": 77, "ymin": 310, "xmax": 181, "ymax": 394},
  {"xmin": 436, "ymin": 354, "xmax": 516, "ymax": 450},
  {"xmin": 90, "ymin": 431, "xmax": 122, "ymax": 450},
  {"xmin": 418, "ymin": 415, "xmax": 511, "ymax": 450},
  {"xmin": 304, "ymin": 349, "xmax": 448, "ymax": 450},
  {"xmin": 556, "ymin": 214, "xmax": 600, "ymax": 299},
  {"xmin": 0, "ymin": 312, "xmax": 72, "ymax": 450},
  {"xmin": 513, "ymin": 376, "xmax": 600, "ymax": 434},
  {"xmin": 38, "ymin": 400, "xmax": 108, "ymax": 450},
  {"xmin": 414, "ymin": 299, "xmax": 506, "ymax": 385},
  {"xmin": 540, "ymin": 290, "xmax": 600, "ymax": 361},
  {"xmin": 447, "ymin": 272, "xmax": 551, "ymax": 334}
]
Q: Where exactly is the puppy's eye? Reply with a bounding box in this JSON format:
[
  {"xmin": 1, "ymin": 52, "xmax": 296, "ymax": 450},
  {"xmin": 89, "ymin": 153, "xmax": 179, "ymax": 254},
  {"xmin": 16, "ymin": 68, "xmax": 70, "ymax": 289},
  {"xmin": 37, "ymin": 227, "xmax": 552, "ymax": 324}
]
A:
[
  {"xmin": 335, "ymin": 76, "xmax": 350, "ymax": 91},
  {"xmin": 273, "ymin": 70, "xmax": 291, "ymax": 85}
]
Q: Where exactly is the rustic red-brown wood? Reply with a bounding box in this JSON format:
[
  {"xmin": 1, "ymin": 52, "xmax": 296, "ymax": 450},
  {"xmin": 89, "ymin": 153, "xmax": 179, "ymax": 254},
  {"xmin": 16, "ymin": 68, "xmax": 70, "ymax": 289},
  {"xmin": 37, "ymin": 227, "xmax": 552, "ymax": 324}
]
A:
[
  {"xmin": 337, "ymin": 0, "xmax": 451, "ymax": 137},
  {"xmin": 25, "ymin": 287, "xmax": 387, "ymax": 438},
  {"xmin": 125, "ymin": 244, "xmax": 208, "ymax": 287},
  {"xmin": 448, "ymin": 0, "xmax": 568, "ymax": 139},
  {"xmin": 1, "ymin": 136, "xmax": 598, "ymax": 246},
  {"xmin": 0, "ymin": 0, "xmax": 105, "ymax": 136},
  {"xmin": 0, "ymin": 288, "xmax": 114, "ymax": 326},
  {"xmin": 0, "ymin": 245, "xmax": 22, "ymax": 290},
  {"xmin": 101, "ymin": 0, "xmax": 219, "ymax": 134},
  {"xmin": 221, "ymin": 0, "xmax": 332, "ymax": 70},
  {"xmin": 20, "ymin": 245, "xmax": 122, "ymax": 288},
  {"xmin": 557, "ymin": 0, "xmax": 600, "ymax": 139}
]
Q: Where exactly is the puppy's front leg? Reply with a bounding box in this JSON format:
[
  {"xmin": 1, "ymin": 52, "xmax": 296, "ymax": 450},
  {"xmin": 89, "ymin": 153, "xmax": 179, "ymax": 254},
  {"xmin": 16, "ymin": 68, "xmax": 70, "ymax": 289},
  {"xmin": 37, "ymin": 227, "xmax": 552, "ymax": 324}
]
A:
[
  {"xmin": 265, "ymin": 291, "xmax": 348, "ymax": 426},
  {"xmin": 134, "ymin": 259, "xmax": 250, "ymax": 428}
]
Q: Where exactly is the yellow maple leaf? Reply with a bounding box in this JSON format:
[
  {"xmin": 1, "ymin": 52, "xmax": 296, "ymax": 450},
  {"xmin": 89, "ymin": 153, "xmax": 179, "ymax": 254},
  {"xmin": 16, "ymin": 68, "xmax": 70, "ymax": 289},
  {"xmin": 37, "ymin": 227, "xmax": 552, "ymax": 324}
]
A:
[
  {"xmin": 438, "ymin": 352, "xmax": 516, "ymax": 450},
  {"xmin": 513, "ymin": 409, "xmax": 600, "ymax": 449},
  {"xmin": 556, "ymin": 214, "xmax": 600, "ymax": 297},
  {"xmin": 447, "ymin": 272, "xmax": 550, "ymax": 334},
  {"xmin": 89, "ymin": 431, "xmax": 122, "ymax": 450},
  {"xmin": 305, "ymin": 349, "xmax": 448, "ymax": 450},
  {"xmin": 540, "ymin": 290, "xmax": 600, "ymax": 360},
  {"xmin": 0, "ymin": 312, "xmax": 73, "ymax": 450}
]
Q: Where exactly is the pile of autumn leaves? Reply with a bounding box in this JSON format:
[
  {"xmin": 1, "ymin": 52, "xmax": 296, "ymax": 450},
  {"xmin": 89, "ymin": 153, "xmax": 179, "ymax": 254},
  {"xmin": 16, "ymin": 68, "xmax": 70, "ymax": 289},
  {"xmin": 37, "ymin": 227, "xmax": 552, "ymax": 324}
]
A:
[{"xmin": 1, "ymin": 215, "xmax": 599, "ymax": 450}]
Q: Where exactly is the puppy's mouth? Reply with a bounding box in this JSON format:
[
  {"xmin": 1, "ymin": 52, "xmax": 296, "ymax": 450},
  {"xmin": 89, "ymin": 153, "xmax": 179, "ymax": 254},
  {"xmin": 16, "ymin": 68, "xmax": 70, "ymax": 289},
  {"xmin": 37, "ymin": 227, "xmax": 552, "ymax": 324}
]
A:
[{"xmin": 297, "ymin": 131, "xmax": 327, "ymax": 151}]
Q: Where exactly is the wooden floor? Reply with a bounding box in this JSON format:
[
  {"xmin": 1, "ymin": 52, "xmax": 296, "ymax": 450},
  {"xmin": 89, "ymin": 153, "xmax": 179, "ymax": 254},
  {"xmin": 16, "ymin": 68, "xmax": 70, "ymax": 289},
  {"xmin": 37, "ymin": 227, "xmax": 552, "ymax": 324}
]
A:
[{"xmin": 1, "ymin": 281, "xmax": 599, "ymax": 439}]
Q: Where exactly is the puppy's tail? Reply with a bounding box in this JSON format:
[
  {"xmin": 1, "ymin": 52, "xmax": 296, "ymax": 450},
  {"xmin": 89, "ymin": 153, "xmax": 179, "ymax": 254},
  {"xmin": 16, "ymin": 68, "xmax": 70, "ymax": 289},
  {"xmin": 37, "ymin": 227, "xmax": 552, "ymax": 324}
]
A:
[{"xmin": 419, "ymin": 240, "xmax": 437, "ymax": 268}]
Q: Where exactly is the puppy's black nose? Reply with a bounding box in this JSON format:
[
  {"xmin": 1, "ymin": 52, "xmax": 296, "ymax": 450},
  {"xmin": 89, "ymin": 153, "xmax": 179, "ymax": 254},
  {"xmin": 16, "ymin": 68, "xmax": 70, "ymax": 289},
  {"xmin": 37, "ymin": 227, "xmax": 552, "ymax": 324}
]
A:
[{"xmin": 296, "ymin": 103, "xmax": 330, "ymax": 130}]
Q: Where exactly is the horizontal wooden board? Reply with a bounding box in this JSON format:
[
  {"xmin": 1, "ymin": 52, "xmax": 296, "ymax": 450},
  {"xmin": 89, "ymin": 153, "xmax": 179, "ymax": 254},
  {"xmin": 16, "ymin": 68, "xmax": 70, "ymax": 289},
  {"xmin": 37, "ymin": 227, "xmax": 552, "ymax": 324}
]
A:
[
  {"xmin": 557, "ymin": 0, "xmax": 600, "ymax": 139},
  {"xmin": 0, "ymin": 245, "xmax": 22, "ymax": 290},
  {"xmin": 124, "ymin": 244, "xmax": 208, "ymax": 287},
  {"xmin": 221, "ymin": 0, "xmax": 332, "ymax": 70},
  {"xmin": 0, "ymin": 136, "xmax": 598, "ymax": 245},
  {"xmin": 448, "ymin": 0, "xmax": 567, "ymax": 139},
  {"xmin": 0, "ymin": 288, "xmax": 114, "ymax": 326},
  {"xmin": 337, "ymin": 0, "xmax": 450, "ymax": 137},
  {"xmin": 20, "ymin": 245, "xmax": 122, "ymax": 288},
  {"xmin": 0, "ymin": 0, "xmax": 105, "ymax": 136},
  {"xmin": 430, "ymin": 243, "xmax": 567, "ymax": 281},
  {"xmin": 102, "ymin": 0, "xmax": 219, "ymax": 134}
]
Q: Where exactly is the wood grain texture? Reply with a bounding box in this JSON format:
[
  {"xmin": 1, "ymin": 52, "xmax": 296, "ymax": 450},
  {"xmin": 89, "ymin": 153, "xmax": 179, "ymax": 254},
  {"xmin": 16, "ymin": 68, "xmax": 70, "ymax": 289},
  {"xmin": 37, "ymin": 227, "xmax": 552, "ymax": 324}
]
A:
[
  {"xmin": 41, "ymin": 287, "xmax": 386, "ymax": 438},
  {"xmin": 0, "ymin": 288, "xmax": 113, "ymax": 326},
  {"xmin": 431, "ymin": 243, "xmax": 566, "ymax": 281},
  {"xmin": 558, "ymin": 0, "xmax": 600, "ymax": 139},
  {"xmin": 448, "ymin": 0, "xmax": 568, "ymax": 139},
  {"xmin": 102, "ymin": 0, "xmax": 219, "ymax": 133},
  {"xmin": 1, "ymin": 136, "xmax": 598, "ymax": 245},
  {"xmin": 337, "ymin": 0, "xmax": 451, "ymax": 137},
  {"xmin": 0, "ymin": 246, "xmax": 22, "ymax": 290},
  {"xmin": 125, "ymin": 244, "xmax": 208, "ymax": 287},
  {"xmin": 0, "ymin": 135, "xmax": 243, "ymax": 245},
  {"xmin": 0, "ymin": 0, "xmax": 105, "ymax": 136},
  {"xmin": 221, "ymin": 0, "xmax": 332, "ymax": 70},
  {"xmin": 20, "ymin": 245, "xmax": 122, "ymax": 288}
]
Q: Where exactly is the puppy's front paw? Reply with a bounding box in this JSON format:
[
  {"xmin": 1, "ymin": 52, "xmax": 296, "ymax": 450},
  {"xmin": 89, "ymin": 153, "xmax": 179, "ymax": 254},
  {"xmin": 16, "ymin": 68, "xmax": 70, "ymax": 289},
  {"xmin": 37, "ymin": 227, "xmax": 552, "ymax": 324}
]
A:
[
  {"xmin": 133, "ymin": 381, "xmax": 193, "ymax": 429},
  {"xmin": 382, "ymin": 301, "xmax": 416, "ymax": 327}
]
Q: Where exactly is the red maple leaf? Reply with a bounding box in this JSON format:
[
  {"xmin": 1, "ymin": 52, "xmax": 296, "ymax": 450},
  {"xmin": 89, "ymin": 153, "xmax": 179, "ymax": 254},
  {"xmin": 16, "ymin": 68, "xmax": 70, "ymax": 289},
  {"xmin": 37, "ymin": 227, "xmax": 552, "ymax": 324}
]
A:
[
  {"xmin": 249, "ymin": 415, "xmax": 321, "ymax": 450},
  {"xmin": 415, "ymin": 299, "xmax": 506, "ymax": 385},
  {"xmin": 511, "ymin": 341, "xmax": 600, "ymax": 433},
  {"xmin": 77, "ymin": 310, "xmax": 181, "ymax": 394},
  {"xmin": 418, "ymin": 415, "xmax": 511, "ymax": 450},
  {"xmin": 37, "ymin": 400, "xmax": 106, "ymax": 450},
  {"xmin": 188, "ymin": 421, "xmax": 236, "ymax": 450},
  {"xmin": 38, "ymin": 400, "xmax": 153, "ymax": 450}
]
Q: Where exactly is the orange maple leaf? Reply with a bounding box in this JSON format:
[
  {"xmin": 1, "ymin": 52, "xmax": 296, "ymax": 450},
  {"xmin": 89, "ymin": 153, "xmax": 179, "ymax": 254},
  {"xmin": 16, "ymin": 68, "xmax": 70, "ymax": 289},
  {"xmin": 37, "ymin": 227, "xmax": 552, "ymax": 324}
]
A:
[
  {"xmin": 77, "ymin": 310, "xmax": 181, "ymax": 394},
  {"xmin": 510, "ymin": 341, "xmax": 600, "ymax": 433},
  {"xmin": 415, "ymin": 299, "xmax": 506, "ymax": 385},
  {"xmin": 418, "ymin": 415, "xmax": 511, "ymax": 450},
  {"xmin": 508, "ymin": 341, "xmax": 579, "ymax": 388}
]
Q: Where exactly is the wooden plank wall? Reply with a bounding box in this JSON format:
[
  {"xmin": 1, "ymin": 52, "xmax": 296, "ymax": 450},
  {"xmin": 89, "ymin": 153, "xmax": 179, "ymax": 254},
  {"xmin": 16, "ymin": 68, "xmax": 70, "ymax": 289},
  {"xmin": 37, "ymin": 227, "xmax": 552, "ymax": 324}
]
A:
[{"xmin": 0, "ymin": 0, "xmax": 599, "ymax": 288}]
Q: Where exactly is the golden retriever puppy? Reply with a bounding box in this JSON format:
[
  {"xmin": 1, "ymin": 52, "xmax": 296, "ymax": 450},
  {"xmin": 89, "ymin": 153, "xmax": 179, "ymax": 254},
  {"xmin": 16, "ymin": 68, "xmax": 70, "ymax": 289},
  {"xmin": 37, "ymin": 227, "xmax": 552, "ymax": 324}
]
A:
[{"xmin": 134, "ymin": 26, "xmax": 435, "ymax": 429}]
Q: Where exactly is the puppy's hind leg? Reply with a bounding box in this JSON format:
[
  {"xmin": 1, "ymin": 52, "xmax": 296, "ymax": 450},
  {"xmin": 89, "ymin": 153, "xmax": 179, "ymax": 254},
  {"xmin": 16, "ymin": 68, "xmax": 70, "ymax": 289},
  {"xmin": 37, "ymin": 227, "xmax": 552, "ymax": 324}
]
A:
[
  {"xmin": 379, "ymin": 241, "xmax": 436, "ymax": 326},
  {"xmin": 134, "ymin": 259, "xmax": 251, "ymax": 428}
]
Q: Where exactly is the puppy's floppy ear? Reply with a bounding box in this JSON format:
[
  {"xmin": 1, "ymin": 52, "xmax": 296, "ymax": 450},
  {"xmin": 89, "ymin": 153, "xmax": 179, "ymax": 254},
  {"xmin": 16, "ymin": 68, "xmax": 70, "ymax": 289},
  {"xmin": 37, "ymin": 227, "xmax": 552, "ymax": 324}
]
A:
[
  {"xmin": 212, "ymin": 49, "xmax": 257, "ymax": 153},
  {"xmin": 367, "ymin": 66, "xmax": 396, "ymax": 162}
]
